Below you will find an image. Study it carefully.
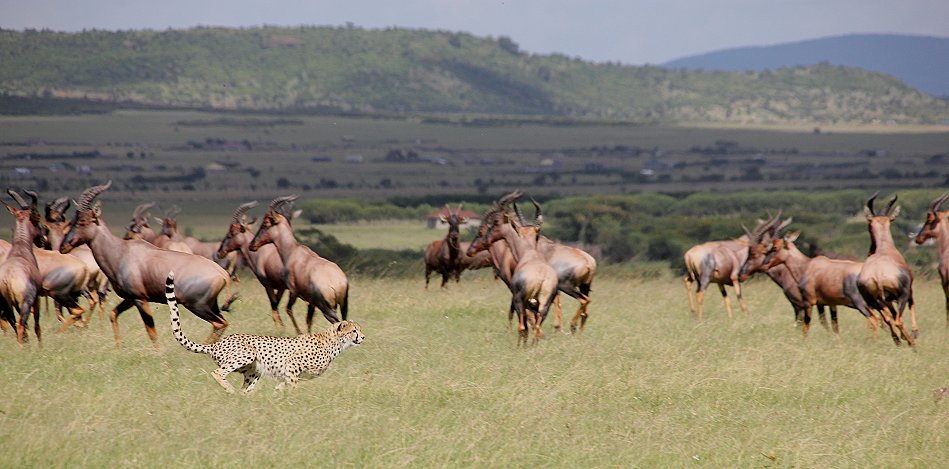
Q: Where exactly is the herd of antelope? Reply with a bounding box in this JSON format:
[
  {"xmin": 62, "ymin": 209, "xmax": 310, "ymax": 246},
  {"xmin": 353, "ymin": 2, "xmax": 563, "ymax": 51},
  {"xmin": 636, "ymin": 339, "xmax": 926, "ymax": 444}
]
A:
[
  {"xmin": 685, "ymin": 192, "xmax": 949, "ymax": 349},
  {"xmin": 1, "ymin": 180, "xmax": 946, "ymax": 351}
]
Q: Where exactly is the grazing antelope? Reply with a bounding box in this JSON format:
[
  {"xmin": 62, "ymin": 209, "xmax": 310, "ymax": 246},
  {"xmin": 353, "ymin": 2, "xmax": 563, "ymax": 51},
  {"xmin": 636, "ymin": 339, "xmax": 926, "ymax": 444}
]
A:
[
  {"xmin": 857, "ymin": 193, "xmax": 917, "ymax": 347},
  {"xmin": 60, "ymin": 181, "xmax": 235, "ymax": 348},
  {"xmin": 424, "ymin": 204, "xmax": 467, "ymax": 288},
  {"xmin": 683, "ymin": 214, "xmax": 779, "ymax": 319},
  {"xmin": 217, "ymin": 201, "xmax": 291, "ymax": 330},
  {"xmin": 914, "ymin": 193, "xmax": 949, "ymax": 325},
  {"xmin": 0, "ymin": 189, "xmax": 47, "ymax": 345},
  {"xmin": 249, "ymin": 196, "xmax": 349, "ymax": 333},
  {"xmin": 44, "ymin": 197, "xmax": 110, "ymax": 322},
  {"xmin": 754, "ymin": 231, "xmax": 880, "ymax": 338},
  {"xmin": 467, "ymin": 202, "xmax": 558, "ymax": 345}
]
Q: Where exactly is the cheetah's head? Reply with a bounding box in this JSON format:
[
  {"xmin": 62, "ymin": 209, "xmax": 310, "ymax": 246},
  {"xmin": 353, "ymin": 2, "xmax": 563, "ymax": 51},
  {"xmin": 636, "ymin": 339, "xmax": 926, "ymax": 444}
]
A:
[{"xmin": 335, "ymin": 320, "xmax": 364, "ymax": 350}]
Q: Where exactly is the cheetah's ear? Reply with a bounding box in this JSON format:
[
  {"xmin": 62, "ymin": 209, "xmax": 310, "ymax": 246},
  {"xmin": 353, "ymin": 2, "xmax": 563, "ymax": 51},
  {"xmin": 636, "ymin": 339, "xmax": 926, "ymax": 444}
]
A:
[{"xmin": 335, "ymin": 321, "xmax": 347, "ymax": 332}]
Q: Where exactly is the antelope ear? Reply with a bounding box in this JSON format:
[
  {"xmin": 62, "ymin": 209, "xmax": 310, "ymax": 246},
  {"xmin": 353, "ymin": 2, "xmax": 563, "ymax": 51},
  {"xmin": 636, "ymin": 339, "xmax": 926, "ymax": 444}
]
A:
[
  {"xmin": 291, "ymin": 209, "xmax": 302, "ymax": 220},
  {"xmin": 92, "ymin": 200, "xmax": 103, "ymax": 220},
  {"xmin": 4, "ymin": 203, "xmax": 17, "ymax": 216},
  {"xmin": 439, "ymin": 214, "xmax": 447, "ymax": 222},
  {"xmin": 889, "ymin": 205, "xmax": 901, "ymax": 220},
  {"xmin": 785, "ymin": 231, "xmax": 800, "ymax": 243},
  {"xmin": 863, "ymin": 206, "xmax": 874, "ymax": 220}
]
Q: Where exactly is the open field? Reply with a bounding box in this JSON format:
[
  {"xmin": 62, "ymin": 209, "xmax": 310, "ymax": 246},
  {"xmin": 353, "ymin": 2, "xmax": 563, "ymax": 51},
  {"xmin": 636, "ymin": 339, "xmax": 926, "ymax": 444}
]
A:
[{"xmin": 2, "ymin": 271, "xmax": 949, "ymax": 468}]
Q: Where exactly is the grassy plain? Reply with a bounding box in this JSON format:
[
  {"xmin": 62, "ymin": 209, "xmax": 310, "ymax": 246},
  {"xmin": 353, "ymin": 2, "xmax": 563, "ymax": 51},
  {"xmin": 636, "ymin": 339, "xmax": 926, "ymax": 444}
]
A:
[{"xmin": 2, "ymin": 271, "xmax": 949, "ymax": 468}]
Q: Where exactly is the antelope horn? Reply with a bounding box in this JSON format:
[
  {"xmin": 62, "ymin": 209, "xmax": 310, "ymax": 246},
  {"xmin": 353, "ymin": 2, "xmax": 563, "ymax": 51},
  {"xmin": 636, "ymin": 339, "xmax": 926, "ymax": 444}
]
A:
[
  {"xmin": 167, "ymin": 205, "xmax": 181, "ymax": 218},
  {"xmin": 741, "ymin": 223, "xmax": 754, "ymax": 239},
  {"xmin": 133, "ymin": 202, "xmax": 155, "ymax": 220},
  {"xmin": 77, "ymin": 180, "xmax": 112, "ymax": 211},
  {"xmin": 931, "ymin": 192, "xmax": 949, "ymax": 212},
  {"xmin": 497, "ymin": 190, "xmax": 522, "ymax": 209},
  {"xmin": 269, "ymin": 195, "xmax": 299, "ymax": 211},
  {"xmin": 6, "ymin": 189, "xmax": 28, "ymax": 209},
  {"xmin": 456, "ymin": 203, "xmax": 464, "ymax": 216},
  {"xmin": 233, "ymin": 201, "xmax": 259, "ymax": 223},
  {"xmin": 865, "ymin": 191, "xmax": 880, "ymax": 216},
  {"xmin": 512, "ymin": 201, "xmax": 527, "ymax": 226},
  {"xmin": 530, "ymin": 197, "xmax": 542, "ymax": 226},
  {"xmin": 884, "ymin": 193, "xmax": 898, "ymax": 216}
]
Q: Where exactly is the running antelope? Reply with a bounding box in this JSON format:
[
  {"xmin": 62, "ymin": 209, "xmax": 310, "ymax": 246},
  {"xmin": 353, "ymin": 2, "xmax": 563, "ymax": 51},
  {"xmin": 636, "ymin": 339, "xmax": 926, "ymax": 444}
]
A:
[
  {"xmin": 217, "ymin": 201, "xmax": 291, "ymax": 330},
  {"xmin": 683, "ymin": 214, "xmax": 779, "ymax": 319},
  {"xmin": 755, "ymin": 231, "xmax": 880, "ymax": 338},
  {"xmin": 915, "ymin": 193, "xmax": 949, "ymax": 325},
  {"xmin": 467, "ymin": 203, "xmax": 558, "ymax": 345},
  {"xmin": 512, "ymin": 198, "xmax": 597, "ymax": 334},
  {"xmin": 249, "ymin": 196, "xmax": 349, "ymax": 333},
  {"xmin": 0, "ymin": 189, "xmax": 47, "ymax": 345},
  {"xmin": 44, "ymin": 197, "xmax": 110, "ymax": 322},
  {"xmin": 60, "ymin": 181, "xmax": 236, "ymax": 348},
  {"xmin": 858, "ymin": 193, "xmax": 917, "ymax": 347}
]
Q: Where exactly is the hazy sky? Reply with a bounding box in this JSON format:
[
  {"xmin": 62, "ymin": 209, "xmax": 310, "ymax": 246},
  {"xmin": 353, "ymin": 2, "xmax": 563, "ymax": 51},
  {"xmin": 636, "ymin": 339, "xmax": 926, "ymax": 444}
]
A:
[{"xmin": 2, "ymin": 0, "xmax": 947, "ymax": 64}]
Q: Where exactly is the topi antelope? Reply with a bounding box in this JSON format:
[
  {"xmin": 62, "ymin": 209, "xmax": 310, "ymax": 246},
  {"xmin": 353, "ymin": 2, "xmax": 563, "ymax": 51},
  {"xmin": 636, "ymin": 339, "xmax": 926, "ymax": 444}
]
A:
[
  {"xmin": 857, "ymin": 193, "xmax": 917, "ymax": 347},
  {"xmin": 424, "ymin": 204, "xmax": 468, "ymax": 288},
  {"xmin": 60, "ymin": 181, "xmax": 236, "ymax": 348},
  {"xmin": 511, "ymin": 198, "xmax": 596, "ymax": 334},
  {"xmin": 683, "ymin": 213, "xmax": 779, "ymax": 319},
  {"xmin": 467, "ymin": 200, "xmax": 558, "ymax": 346},
  {"xmin": 737, "ymin": 216, "xmax": 809, "ymax": 324},
  {"xmin": 124, "ymin": 202, "xmax": 158, "ymax": 243},
  {"xmin": 0, "ymin": 189, "xmax": 47, "ymax": 345},
  {"xmin": 249, "ymin": 195, "xmax": 349, "ymax": 333},
  {"xmin": 155, "ymin": 205, "xmax": 238, "ymax": 275},
  {"xmin": 914, "ymin": 193, "xmax": 949, "ymax": 325},
  {"xmin": 44, "ymin": 196, "xmax": 110, "ymax": 323},
  {"xmin": 755, "ymin": 231, "xmax": 880, "ymax": 338},
  {"xmin": 217, "ymin": 201, "xmax": 292, "ymax": 330}
]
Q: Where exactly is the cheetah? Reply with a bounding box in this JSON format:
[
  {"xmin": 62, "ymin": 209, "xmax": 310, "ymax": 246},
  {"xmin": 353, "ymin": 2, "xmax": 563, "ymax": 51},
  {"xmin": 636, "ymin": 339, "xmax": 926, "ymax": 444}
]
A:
[{"xmin": 166, "ymin": 272, "xmax": 364, "ymax": 394}]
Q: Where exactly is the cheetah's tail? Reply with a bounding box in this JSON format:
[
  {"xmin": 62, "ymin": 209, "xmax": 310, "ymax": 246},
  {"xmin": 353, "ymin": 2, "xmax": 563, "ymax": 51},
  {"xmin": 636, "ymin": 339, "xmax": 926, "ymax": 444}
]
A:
[{"xmin": 166, "ymin": 272, "xmax": 207, "ymax": 355}]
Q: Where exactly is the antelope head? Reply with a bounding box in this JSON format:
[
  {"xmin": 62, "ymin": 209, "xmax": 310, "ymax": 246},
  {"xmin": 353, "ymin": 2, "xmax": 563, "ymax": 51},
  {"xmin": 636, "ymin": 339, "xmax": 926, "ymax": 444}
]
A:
[
  {"xmin": 159, "ymin": 205, "xmax": 182, "ymax": 237},
  {"xmin": 760, "ymin": 231, "xmax": 800, "ymax": 271},
  {"xmin": 249, "ymin": 195, "xmax": 297, "ymax": 252},
  {"xmin": 60, "ymin": 180, "xmax": 112, "ymax": 254},
  {"xmin": 864, "ymin": 192, "xmax": 900, "ymax": 254},
  {"xmin": 467, "ymin": 191, "xmax": 521, "ymax": 256},
  {"xmin": 218, "ymin": 201, "xmax": 258, "ymax": 258},
  {"xmin": 915, "ymin": 192, "xmax": 949, "ymax": 245},
  {"xmin": 5, "ymin": 188, "xmax": 47, "ymax": 249},
  {"xmin": 738, "ymin": 213, "xmax": 789, "ymax": 281}
]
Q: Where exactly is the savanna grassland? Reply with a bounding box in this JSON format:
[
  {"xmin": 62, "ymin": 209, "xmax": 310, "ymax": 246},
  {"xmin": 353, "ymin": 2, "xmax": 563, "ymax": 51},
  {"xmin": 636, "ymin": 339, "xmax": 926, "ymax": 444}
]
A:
[{"xmin": 2, "ymin": 270, "xmax": 949, "ymax": 468}]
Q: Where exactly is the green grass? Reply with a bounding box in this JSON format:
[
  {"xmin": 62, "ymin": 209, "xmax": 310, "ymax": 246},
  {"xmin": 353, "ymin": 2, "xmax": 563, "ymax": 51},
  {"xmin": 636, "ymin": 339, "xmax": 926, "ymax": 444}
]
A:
[
  {"xmin": 2, "ymin": 271, "xmax": 948, "ymax": 467},
  {"xmin": 312, "ymin": 220, "xmax": 439, "ymax": 250}
]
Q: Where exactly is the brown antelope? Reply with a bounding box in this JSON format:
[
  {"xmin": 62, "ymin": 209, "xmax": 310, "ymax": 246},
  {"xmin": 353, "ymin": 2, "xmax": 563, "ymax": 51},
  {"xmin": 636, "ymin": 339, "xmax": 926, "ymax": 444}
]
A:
[
  {"xmin": 217, "ymin": 201, "xmax": 291, "ymax": 329},
  {"xmin": 60, "ymin": 181, "xmax": 236, "ymax": 348},
  {"xmin": 683, "ymin": 214, "xmax": 779, "ymax": 319},
  {"xmin": 0, "ymin": 189, "xmax": 47, "ymax": 345},
  {"xmin": 755, "ymin": 231, "xmax": 880, "ymax": 338},
  {"xmin": 467, "ymin": 202, "xmax": 558, "ymax": 345},
  {"xmin": 857, "ymin": 193, "xmax": 917, "ymax": 347},
  {"xmin": 737, "ymin": 217, "xmax": 817, "ymax": 325},
  {"xmin": 125, "ymin": 202, "xmax": 158, "ymax": 242},
  {"xmin": 424, "ymin": 204, "xmax": 467, "ymax": 288},
  {"xmin": 155, "ymin": 205, "xmax": 239, "ymax": 276},
  {"xmin": 44, "ymin": 197, "xmax": 110, "ymax": 322},
  {"xmin": 249, "ymin": 195, "xmax": 349, "ymax": 333},
  {"xmin": 512, "ymin": 199, "xmax": 597, "ymax": 334},
  {"xmin": 459, "ymin": 241, "xmax": 494, "ymax": 271},
  {"xmin": 914, "ymin": 193, "xmax": 949, "ymax": 325}
]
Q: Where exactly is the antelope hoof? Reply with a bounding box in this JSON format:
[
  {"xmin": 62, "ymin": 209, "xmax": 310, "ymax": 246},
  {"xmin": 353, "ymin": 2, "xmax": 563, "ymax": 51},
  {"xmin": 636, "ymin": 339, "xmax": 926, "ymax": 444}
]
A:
[{"xmin": 912, "ymin": 329, "xmax": 920, "ymax": 339}]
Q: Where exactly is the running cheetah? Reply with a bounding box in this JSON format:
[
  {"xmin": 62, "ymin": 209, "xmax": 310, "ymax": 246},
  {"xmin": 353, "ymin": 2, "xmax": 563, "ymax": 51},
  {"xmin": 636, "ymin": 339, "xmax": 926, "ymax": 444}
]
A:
[{"xmin": 166, "ymin": 272, "xmax": 364, "ymax": 394}]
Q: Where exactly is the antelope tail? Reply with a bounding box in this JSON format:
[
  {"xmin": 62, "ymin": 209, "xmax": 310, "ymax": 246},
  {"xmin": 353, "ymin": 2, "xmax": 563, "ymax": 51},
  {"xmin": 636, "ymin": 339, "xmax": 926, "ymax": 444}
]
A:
[{"xmin": 166, "ymin": 272, "xmax": 208, "ymax": 354}]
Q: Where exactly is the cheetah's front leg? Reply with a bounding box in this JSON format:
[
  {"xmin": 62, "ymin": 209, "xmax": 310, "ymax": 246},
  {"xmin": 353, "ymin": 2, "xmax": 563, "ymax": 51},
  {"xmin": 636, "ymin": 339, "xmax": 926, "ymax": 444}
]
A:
[
  {"xmin": 212, "ymin": 368, "xmax": 237, "ymax": 394},
  {"xmin": 241, "ymin": 369, "xmax": 261, "ymax": 395}
]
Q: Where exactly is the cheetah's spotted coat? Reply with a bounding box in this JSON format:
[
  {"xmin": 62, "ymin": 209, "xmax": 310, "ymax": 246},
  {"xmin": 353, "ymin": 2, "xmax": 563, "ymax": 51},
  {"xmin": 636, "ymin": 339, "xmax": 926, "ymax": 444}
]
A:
[{"xmin": 166, "ymin": 272, "xmax": 364, "ymax": 394}]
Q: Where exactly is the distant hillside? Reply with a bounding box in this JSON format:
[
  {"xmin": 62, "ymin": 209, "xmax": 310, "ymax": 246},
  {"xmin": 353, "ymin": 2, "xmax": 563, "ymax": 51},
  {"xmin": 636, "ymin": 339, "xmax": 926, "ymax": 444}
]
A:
[
  {"xmin": 663, "ymin": 34, "xmax": 949, "ymax": 98},
  {"xmin": 1, "ymin": 27, "xmax": 947, "ymax": 124}
]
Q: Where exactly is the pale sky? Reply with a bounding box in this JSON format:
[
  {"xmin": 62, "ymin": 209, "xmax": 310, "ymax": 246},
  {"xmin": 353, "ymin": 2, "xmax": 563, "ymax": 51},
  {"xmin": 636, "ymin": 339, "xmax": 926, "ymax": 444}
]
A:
[{"xmin": 2, "ymin": 0, "xmax": 947, "ymax": 65}]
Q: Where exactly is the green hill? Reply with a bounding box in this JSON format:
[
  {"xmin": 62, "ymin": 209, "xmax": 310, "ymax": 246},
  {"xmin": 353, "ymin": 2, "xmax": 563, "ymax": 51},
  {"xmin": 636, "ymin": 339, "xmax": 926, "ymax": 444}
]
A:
[{"xmin": 1, "ymin": 26, "xmax": 946, "ymax": 124}]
